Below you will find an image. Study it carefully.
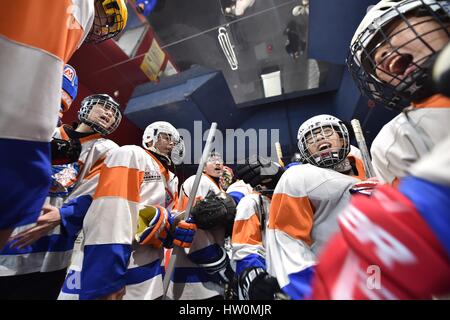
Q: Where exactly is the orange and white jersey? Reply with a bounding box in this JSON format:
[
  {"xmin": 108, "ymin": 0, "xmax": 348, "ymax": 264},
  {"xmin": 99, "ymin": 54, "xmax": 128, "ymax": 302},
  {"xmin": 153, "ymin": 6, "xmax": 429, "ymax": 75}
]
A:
[
  {"xmin": 0, "ymin": 0, "xmax": 94, "ymax": 143},
  {"xmin": 266, "ymin": 164, "xmax": 358, "ymax": 299},
  {"xmin": 166, "ymin": 174, "xmax": 225, "ymax": 300},
  {"xmin": 371, "ymin": 95, "xmax": 450, "ymax": 186},
  {"xmin": 231, "ymin": 192, "xmax": 270, "ymax": 276},
  {"xmin": 59, "ymin": 146, "xmax": 176, "ymax": 300}
]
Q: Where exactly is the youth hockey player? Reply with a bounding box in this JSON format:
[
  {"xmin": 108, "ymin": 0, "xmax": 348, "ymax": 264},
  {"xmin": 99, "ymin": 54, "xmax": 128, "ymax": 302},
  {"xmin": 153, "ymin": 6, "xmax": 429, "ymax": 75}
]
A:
[
  {"xmin": 57, "ymin": 121, "xmax": 193, "ymax": 300},
  {"xmin": 0, "ymin": 0, "xmax": 128, "ymax": 249},
  {"xmin": 166, "ymin": 152, "xmax": 237, "ymax": 300},
  {"xmin": 231, "ymin": 156, "xmax": 285, "ymax": 300},
  {"xmin": 0, "ymin": 94, "xmax": 122, "ymax": 299},
  {"xmin": 266, "ymin": 114, "xmax": 366, "ymax": 300},
  {"xmin": 309, "ymin": 0, "xmax": 450, "ymax": 300},
  {"xmin": 311, "ymin": 133, "xmax": 450, "ymax": 299},
  {"xmin": 347, "ymin": 0, "xmax": 450, "ymax": 185}
]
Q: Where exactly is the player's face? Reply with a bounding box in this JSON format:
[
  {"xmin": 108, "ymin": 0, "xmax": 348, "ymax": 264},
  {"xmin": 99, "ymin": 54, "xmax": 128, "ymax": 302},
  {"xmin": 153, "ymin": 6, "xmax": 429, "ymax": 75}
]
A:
[
  {"xmin": 204, "ymin": 156, "xmax": 224, "ymax": 178},
  {"xmin": 372, "ymin": 15, "xmax": 450, "ymax": 86},
  {"xmin": 87, "ymin": 103, "xmax": 117, "ymax": 131},
  {"xmin": 154, "ymin": 132, "xmax": 175, "ymax": 156},
  {"xmin": 305, "ymin": 126, "xmax": 343, "ymax": 156}
]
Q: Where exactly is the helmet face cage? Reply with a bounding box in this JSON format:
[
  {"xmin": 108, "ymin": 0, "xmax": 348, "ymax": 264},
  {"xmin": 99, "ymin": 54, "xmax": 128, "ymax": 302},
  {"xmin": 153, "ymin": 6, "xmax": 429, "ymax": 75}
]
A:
[
  {"xmin": 78, "ymin": 95, "xmax": 122, "ymax": 135},
  {"xmin": 348, "ymin": 0, "xmax": 450, "ymax": 110},
  {"xmin": 86, "ymin": 0, "xmax": 128, "ymax": 43},
  {"xmin": 142, "ymin": 122, "xmax": 185, "ymax": 164},
  {"xmin": 297, "ymin": 120, "xmax": 350, "ymax": 168}
]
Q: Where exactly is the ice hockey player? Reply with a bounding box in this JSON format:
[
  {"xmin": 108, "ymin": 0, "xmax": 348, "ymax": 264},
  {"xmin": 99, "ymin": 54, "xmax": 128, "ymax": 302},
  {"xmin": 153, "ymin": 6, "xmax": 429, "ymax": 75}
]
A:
[
  {"xmin": 0, "ymin": 94, "xmax": 122, "ymax": 299},
  {"xmin": 266, "ymin": 114, "xmax": 366, "ymax": 299},
  {"xmin": 311, "ymin": 133, "xmax": 450, "ymax": 299},
  {"xmin": 165, "ymin": 152, "xmax": 237, "ymax": 300},
  {"xmin": 57, "ymin": 121, "xmax": 194, "ymax": 300},
  {"xmin": 232, "ymin": 156, "xmax": 285, "ymax": 300},
  {"xmin": 347, "ymin": 0, "xmax": 450, "ymax": 185}
]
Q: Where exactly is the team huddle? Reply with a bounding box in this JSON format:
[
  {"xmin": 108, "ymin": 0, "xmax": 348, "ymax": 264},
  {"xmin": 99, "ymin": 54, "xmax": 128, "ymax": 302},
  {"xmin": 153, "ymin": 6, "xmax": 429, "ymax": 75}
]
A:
[{"xmin": 0, "ymin": 0, "xmax": 449, "ymax": 300}]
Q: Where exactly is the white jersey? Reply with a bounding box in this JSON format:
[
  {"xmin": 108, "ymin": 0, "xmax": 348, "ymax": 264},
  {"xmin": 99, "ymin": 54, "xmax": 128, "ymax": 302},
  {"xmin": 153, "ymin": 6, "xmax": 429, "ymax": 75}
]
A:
[
  {"xmin": 266, "ymin": 164, "xmax": 358, "ymax": 299},
  {"xmin": 58, "ymin": 146, "xmax": 178, "ymax": 300},
  {"xmin": 231, "ymin": 193, "xmax": 270, "ymax": 276},
  {"xmin": 371, "ymin": 95, "xmax": 450, "ymax": 185},
  {"xmin": 0, "ymin": 127, "xmax": 118, "ymax": 276},
  {"xmin": 166, "ymin": 174, "xmax": 225, "ymax": 300}
]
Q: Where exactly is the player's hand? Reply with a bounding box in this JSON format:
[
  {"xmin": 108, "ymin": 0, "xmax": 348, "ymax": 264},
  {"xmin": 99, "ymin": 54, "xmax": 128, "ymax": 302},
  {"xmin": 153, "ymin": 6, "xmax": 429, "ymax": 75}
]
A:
[
  {"xmin": 349, "ymin": 178, "xmax": 381, "ymax": 196},
  {"xmin": 173, "ymin": 217, "xmax": 197, "ymax": 248},
  {"xmin": 10, "ymin": 204, "xmax": 61, "ymax": 248}
]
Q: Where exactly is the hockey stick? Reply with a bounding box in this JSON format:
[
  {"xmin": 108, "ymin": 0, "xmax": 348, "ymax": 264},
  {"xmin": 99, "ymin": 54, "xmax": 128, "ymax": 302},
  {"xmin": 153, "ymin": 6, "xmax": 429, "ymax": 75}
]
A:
[
  {"xmin": 350, "ymin": 119, "xmax": 375, "ymax": 178},
  {"xmin": 274, "ymin": 142, "xmax": 285, "ymax": 168},
  {"xmin": 162, "ymin": 122, "xmax": 218, "ymax": 300}
]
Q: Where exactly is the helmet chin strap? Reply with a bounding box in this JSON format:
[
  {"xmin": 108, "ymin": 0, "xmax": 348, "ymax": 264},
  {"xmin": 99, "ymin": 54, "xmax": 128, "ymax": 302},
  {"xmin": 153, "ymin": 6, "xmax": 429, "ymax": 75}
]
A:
[
  {"xmin": 332, "ymin": 158, "xmax": 352, "ymax": 174},
  {"xmin": 149, "ymin": 146, "xmax": 172, "ymax": 165}
]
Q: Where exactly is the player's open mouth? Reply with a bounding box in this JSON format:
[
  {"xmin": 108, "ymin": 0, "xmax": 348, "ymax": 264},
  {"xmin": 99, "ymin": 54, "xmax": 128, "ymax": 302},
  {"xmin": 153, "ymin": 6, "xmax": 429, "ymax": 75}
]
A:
[
  {"xmin": 100, "ymin": 116, "xmax": 110, "ymax": 124},
  {"xmin": 384, "ymin": 53, "xmax": 414, "ymax": 78},
  {"xmin": 318, "ymin": 142, "xmax": 332, "ymax": 151}
]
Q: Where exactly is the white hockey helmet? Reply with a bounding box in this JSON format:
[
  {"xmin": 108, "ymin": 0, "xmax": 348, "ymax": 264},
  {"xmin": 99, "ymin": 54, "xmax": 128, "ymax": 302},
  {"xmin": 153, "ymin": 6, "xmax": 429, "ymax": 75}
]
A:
[
  {"xmin": 142, "ymin": 121, "xmax": 185, "ymax": 164},
  {"xmin": 347, "ymin": 0, "xmax": 450, "ymax": 109},
  {"xmin": 78, "ymin": 94, "xmax": 122, "ymax": 135},
  {"xmin": 297, "ymin": 114, "xmax": 350, "ymax": 168}
]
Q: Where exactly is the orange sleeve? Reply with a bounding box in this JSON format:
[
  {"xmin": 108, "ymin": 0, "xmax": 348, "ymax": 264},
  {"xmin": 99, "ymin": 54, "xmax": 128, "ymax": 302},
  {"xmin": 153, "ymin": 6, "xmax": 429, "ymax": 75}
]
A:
[
  {"xmin": 232, "ymin": 214, "xmax": 262, "ymax": 245},
  {"xmin": 269, "ymin": 193, "xmax": 314, "ymax": 246}
]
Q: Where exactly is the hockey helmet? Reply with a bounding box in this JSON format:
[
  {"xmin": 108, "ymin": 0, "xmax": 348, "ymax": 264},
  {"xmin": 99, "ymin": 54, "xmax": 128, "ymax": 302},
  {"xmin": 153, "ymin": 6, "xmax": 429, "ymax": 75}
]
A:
[
  {"xmin": 78, "ymin": 94, "xmax": 122, "ymax": 135},
  {"xmin": 86, "ymin": 0, "xmax": 128, "ymax": 43},
  {"xmin": 297, "ymin": 114, "xmax": 350, "ymax": 168},
  {"xmin": 142, "ymin": 121, "xmax": 185, "ymax": 164},
  {"xmin": 347, "ymin": 0, "xmax": 450, "ymax": 110}
]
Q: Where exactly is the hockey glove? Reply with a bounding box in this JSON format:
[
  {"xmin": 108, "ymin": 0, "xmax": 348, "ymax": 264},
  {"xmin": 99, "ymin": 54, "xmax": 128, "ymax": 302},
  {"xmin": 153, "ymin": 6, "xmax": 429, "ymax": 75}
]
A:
[
  {"xmin": 51, "ymin": 137, "xmax": 81, "ymax": 165},
  {"xmin": 135, "ymin": 205, "xmax": 173, "ymax": 248},
  {"xmin": 238, "ymin": 267, "xmax": 282, "ymax": 300},
  {"xmin": 173, "ymin": 217, "xmax": 197, "ymax": 248},
  {"xmin": 190, "ymin": 191, "xmax": 236, "ymax": 235}
]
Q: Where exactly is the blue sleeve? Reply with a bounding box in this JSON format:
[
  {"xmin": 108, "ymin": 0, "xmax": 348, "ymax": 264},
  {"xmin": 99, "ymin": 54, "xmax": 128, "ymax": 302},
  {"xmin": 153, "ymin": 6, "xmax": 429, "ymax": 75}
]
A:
[
  {"xmin": 79, "ymin": 244, "xmax": 132, "ymax": 300},
  {"xmin": 0, "ymin": 138, "xmax": 51, "ymax": 229},
  {"xmin": 228, "ymin": 191, "xmax": 245, "ymax": 205},
  {"xmin": 236, "ymin": 253, "xmax": 266, "ymax": 276},
  {"xmin": 59, "ymin": 195, "xmax": 93, "ymax": 238},
  {"xmin": 281, "ymin": 266, "xmax": 315, "ymax": 300},
  {"xmin": 399, "ymin": 177, "xmax": 450, "ymax": 257}
]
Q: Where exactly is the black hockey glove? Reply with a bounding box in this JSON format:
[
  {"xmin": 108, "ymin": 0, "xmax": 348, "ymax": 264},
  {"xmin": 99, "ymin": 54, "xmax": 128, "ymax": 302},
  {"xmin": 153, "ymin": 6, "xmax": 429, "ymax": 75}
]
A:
[
  {"xmin": 190, "ymin": 190, "xmax": 236, "ymax": 235},
  {"xmin": 235, "ymin": 155, "xmax": 284, "ymax": 191},
  {"xmin": 238, "ymin": 267, "xmax": 282, "ymax": 300},
  {"xmin": 51, "ymin": 137, "xmax": 81, "ymax": 165}
]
